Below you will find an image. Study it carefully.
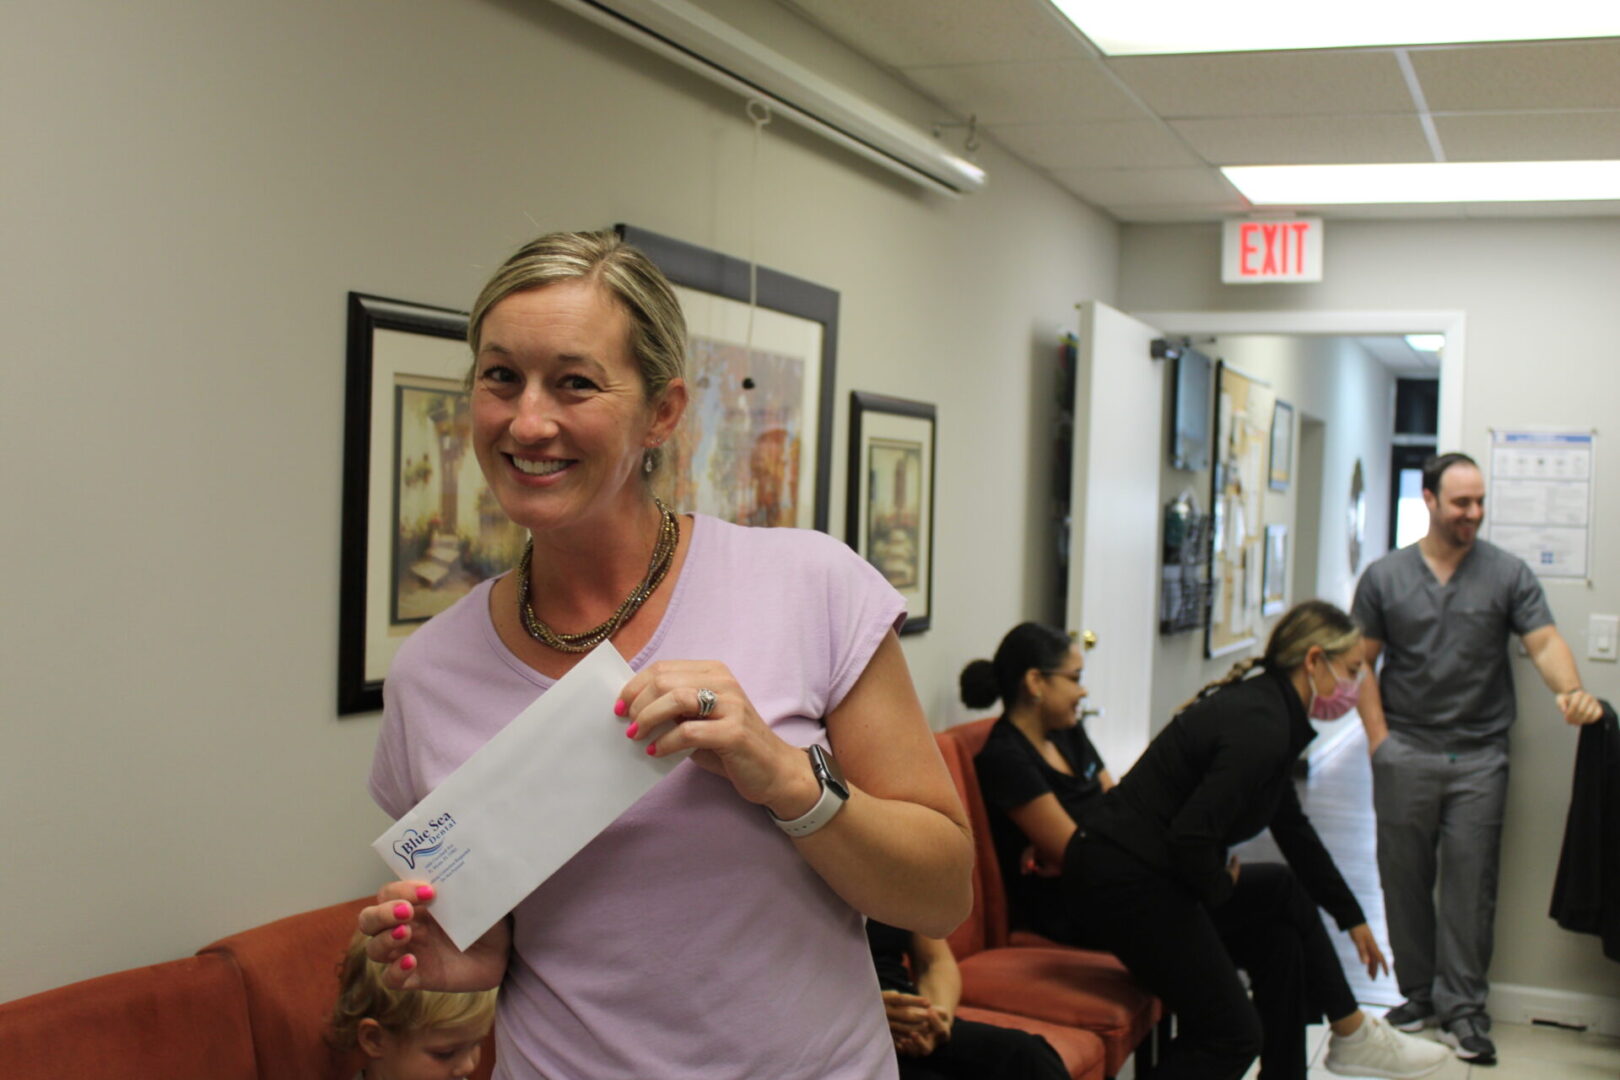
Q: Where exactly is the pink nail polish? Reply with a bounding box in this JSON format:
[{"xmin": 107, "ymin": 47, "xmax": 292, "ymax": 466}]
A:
[
  {"xmin": 400, "ymin": 954, "xmax": 417, "ymax": 972},
  {"xmin": 393, "ymin": 902, "xmax": 410, "ymax": 920},
  {"xmin": 416, "ymin": 885, "xmax": 435, "ymax": 901},
  {"xmin": 391, "ymin": 925, "xmax": 408, "ymax": 940},
  {"xmin": 625, "ymin": 722, "xmax": 639, "ymax": 739},
  {"xmin": 613, "ymin": 699, "xmax": 628, "ymax": 717},
  {"xmin": 646, "ymin": 743, "xmax": 657, "ymax": 756}
]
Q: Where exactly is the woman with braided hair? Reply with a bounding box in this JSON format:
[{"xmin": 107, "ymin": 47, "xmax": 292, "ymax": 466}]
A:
[{"xmin": 1063, "ymin": 600, "xmax": 1450, "ymax": 1080}]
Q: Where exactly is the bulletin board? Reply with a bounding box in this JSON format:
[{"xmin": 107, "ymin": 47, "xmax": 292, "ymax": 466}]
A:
[{"xmin": 1206, "ymin": 362, "xmax": 1275, "ymax": 658}]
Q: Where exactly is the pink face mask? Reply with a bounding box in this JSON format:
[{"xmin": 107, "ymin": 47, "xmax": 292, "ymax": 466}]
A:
[{"xmin": 1308, "ymin": 659, "xmax": 1363, "ymax": 721}]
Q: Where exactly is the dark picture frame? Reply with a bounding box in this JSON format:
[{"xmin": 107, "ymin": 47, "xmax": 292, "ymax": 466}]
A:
[
  {"xmin": 1262, "ymin": 523, "xmax": 1288, "ymax": 616},
  {"xmin": 847, "ymin": 392, "xmax": 936, "ymax": 635},
  {"xmin": 617, "ymin": 224, "xmax": 838, "ymax": 532},
  {"xmin": 1269, "ymin": 398, "xmax": 1295, "ymax": 492},
  {"xmin": 339, "ymin": 293, "xmax": 526, "ymax": 715}
]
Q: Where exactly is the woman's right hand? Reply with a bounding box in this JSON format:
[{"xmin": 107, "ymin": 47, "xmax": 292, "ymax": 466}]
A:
[{"xmin": 357, "ymin": 881, "xmax": 510, "ymax": 991}]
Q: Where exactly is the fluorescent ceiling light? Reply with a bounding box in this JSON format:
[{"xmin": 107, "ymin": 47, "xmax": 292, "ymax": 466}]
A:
[
  {"xmin": 1051, "ymin": 1, "xmax": 1620, "ymax": 54},
  {"xmin": 1404, "ymin": 334, "xmax": 1445, "ymax": 353},
  {"xmin": 1223, "ymin": 161, "xmax": 1620, "ymax": 205}
]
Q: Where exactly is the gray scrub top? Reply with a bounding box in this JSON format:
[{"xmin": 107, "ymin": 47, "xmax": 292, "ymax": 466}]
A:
[{"xmin": 1352, "ymin": 539, "xmax": 1554, "ymax": 750}]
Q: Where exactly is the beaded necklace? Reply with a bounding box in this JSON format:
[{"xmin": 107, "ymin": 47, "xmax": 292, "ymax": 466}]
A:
[{"xmin": 514, "ymin": 498, "xmax": 679, "ymax": 653}]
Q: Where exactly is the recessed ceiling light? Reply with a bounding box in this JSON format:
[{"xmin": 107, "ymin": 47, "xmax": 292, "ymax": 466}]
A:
[
  {"xmin": 1051, "ymin": 1, "xmax": 1620, "ymax": 55},
  {"xmin": 1405, "ymin": 334, "xmax": 1445, "ymax": 353},
  {"xmin": 1222, "ymin": 161, "xmax": 1620, "ymax": 204}
]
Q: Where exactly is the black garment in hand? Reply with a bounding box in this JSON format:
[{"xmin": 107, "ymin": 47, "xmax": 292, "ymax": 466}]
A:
[{"xmin": 1550, "ymin": 701, "xmax": 1620, "ymax": 961}]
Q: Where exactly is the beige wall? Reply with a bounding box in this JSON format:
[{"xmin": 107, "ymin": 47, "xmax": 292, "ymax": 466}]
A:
[
  {"xmin": 1121, "ymin": 218, "xmax": 1620, "ymax": 1003},
  {"xmin": 1149, "ymin": 334, "xmax": 1395, "ymax": 736},
  {"xmin": 0, "ymin": 0, "xmax": 1117, "ymax": 1000}
]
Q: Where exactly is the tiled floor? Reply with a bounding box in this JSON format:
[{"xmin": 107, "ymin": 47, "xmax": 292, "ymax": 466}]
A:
[
  {"xmin": 1229, "ymin": 726, "xmax": 1620, "ymax": 1078},
  {"xmin": 1242, "ymin": 1015, "xmax": 1620, "ymax": 1078}
]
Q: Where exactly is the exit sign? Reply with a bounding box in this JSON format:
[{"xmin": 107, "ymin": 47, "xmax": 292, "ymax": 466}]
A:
[{"xmin": 1222, "ymin": 218, "xmax": 1323, "ymax": 283}]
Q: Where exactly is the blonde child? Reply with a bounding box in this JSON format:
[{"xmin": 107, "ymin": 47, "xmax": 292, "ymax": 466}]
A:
[{"xmin": 329, "ymin": 931, "xmax": 498, "ymax": 1080}]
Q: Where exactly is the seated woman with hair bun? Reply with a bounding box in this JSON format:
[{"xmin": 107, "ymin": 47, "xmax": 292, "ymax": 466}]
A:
[{"xmin": 960, "ymin": 622, "xmax": 1114, "ymax": 947}]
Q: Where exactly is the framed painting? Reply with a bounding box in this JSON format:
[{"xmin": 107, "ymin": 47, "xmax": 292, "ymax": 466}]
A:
[
  {"xmin": 1269, "ymin": 398, "xmax": 1295, "ymax": 492},
  {"xmin": 847, "ymin": 392, "xmax": 936, "ymax": 635},
  {"xmin": 616, "ymin": 224, "xmax": 838, "ymax": 532},
  {"xmin": 338, "ymin": 293, "xmax": 526, "ymax": 715},
  {"xmin": 1262, "ymin": 523, "xmax": 1288, "ymax": 617}
]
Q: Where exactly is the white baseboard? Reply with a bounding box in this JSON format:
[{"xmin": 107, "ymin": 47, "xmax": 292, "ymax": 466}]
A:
[{"xmin": 1489, "ymin": 982, "xmax": 1620, "ymax": 1037}]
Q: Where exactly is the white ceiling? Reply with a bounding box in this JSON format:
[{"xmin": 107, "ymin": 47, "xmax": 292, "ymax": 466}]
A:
[{"xmin": 779, "ymin": 0, "xmax": 1620, "ymax": 222}]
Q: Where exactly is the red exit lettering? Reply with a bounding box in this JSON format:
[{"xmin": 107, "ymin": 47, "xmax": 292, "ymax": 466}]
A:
[{"xmin": 1238, "ymin": 221, "xmax": 1312, "ymax": 277}]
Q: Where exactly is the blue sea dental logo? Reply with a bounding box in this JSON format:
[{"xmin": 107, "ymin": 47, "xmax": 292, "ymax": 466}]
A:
[{"xmin": 393, "ymin": 813, "xmax": 456, "ymax": 870}]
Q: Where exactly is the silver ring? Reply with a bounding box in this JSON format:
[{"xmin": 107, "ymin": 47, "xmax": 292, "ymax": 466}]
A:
[{"xmin": 695, "ymin": 687, "xmax": 718, "ymax": 719}]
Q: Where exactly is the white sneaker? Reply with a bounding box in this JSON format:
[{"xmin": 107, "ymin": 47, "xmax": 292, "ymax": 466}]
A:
[{"xmin": 1324, "ymin": 1014, "xmax": 1450, "ymax": 1078}]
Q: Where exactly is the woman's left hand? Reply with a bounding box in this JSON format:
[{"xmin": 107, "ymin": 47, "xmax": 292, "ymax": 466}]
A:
[
  {"xmin": 1348, "ymin": 923, "xmax": 1390, "ymax": 979},
  {"xmin": 618, "ymin": 660, "xmax": 815, "ymax": 819}
]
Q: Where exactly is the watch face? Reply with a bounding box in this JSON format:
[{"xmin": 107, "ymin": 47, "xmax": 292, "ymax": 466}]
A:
[{"xmin": 809, "ymin": 744, "xmax": 849, "ymax": 800}]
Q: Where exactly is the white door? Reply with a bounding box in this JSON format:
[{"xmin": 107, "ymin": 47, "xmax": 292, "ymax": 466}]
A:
[{"xmin": 1067, "ymin": 302, "xmax": 1165, "ymax": 773}]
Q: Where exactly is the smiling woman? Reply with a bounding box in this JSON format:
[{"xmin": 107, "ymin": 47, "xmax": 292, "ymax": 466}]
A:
[{"xmin": 356, "ymin": 230, "xmax": 973, "ymax": 1080}]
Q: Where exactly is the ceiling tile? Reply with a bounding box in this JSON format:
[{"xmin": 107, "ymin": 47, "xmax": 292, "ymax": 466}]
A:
[
  {"xmin": 780, "ymin": 0, "xmax": 1083, "ymax": 68},
  {"xmin": 990, "ymin": 119, "xmax": 1202, "ymax": 169},
  {"xmin": 1109, "ymin": 50, "xmax": 1414, "ymax": 118},
  {"xmin": 1409, "ymin": 41, "xmax": 1620, "ymax": 112},
  {"xmin": 1050, "ymin": 166, "xmax": 1243, "ymax": 207},
  {"xmin": 902, "ymin": 58, "xmax": 1146, "ymax": 124},
  {"xmin": 1435, "ymin": 111, "xmax": 1620, "ymax": 161},
  {"xmin": 1171, "ymin": 114, "xmax": 1435, "ymax": 164}
]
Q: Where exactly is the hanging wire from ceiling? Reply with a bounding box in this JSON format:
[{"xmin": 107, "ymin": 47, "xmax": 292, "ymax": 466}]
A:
[{"xmin": 744, "ymin": 98, "xmax": 773, "ymax": 360}]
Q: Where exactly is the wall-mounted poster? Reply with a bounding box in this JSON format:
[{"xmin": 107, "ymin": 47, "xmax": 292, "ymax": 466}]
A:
[
  {"xmin": 617, "ymin": 225, "xmax": 838, "ymax": 532},
  {"xmin": 338, "ymin": 294, "xmax": 526, "ymax": 715},
  {"xmin": 848, "ymin": 392, "xmax": 936, "ymax": 635},
  {"xmin": 1207, "ymin": 361, "xmax": 1275, "ymax": 658}
]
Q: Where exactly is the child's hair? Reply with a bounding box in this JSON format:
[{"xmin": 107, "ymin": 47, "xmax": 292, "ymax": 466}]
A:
[{"xmin": 328, "ymin": 931, "xmax": 498, "ymax": 1051}]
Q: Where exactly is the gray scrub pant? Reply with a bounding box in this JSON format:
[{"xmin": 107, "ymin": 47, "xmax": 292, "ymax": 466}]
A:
[{"xmin": 1371, "ymin": 731, "xmax": 1509, "ymax": 1025}]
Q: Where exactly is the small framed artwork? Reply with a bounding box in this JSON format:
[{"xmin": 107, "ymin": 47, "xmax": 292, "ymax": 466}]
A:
[
  {"xmin": 616, "ymin": 225, "xmax": 837, "ymax": 532},
  {"xmin": 847, "ymin": 392, "xmax": 936, "ymax": 634},
  {"xmin": 1269, "ymin": 399, "xmax": 1295, "ymax": 492},
  {"xmin": 1262, "ymin": 523, "xmax": 1289, "ymax": 616},
  {"xmin": 337, "ymin": 293, "xmax": 526, "ymax": 715}
]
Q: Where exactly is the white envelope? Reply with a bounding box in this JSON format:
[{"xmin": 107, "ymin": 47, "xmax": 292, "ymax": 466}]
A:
[{"xmin": 372, "ymin": 641, "xmax": 686, "ymax": 951}]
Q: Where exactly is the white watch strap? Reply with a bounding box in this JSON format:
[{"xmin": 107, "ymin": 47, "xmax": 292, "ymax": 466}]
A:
[{"xmin": 770, "ymin": 776, "xmax": 846, "ymax": 838}]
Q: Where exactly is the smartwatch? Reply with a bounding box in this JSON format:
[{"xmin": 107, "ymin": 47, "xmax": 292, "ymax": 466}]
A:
[{"xmin": 770, "ymin": 744, "xmax": 849, "ymax": 838}]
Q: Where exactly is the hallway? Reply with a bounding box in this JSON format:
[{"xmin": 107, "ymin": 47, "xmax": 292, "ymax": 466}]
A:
[{"xmin": 1232, "ymin": 725, "xmax": 1620, "ymax": 1077}]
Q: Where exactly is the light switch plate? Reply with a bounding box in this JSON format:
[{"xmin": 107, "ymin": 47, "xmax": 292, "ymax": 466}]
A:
[{"xmin": 1589, "ymin": 614, "xmax": 1619, "ymax": 663}]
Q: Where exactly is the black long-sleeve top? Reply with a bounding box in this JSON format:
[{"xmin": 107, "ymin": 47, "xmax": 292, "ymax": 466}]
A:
[{"xmin": 1080, "ymin": 666, "xmax": 1365, "ymax": 930}]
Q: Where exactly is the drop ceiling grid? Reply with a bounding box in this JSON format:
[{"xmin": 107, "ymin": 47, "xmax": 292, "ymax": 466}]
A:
[
  {"xmin": 780, "ymin": 0, "xmax": 1083, "ymax": 68},
  {"xmin": 770, "ymin": 0, "xmax": 1620, "ymax": 221}
]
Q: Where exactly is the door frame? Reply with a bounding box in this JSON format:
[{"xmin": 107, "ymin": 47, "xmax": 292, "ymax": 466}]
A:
[{"xmin": 1131, "ymin": 310, "xmax": 1466, "ymax": 450}]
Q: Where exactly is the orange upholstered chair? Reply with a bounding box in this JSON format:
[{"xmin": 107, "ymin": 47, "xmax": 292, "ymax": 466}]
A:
[{"xmin": 936, "ymin": 724, "xmax": 1161, "ymax": 1078}]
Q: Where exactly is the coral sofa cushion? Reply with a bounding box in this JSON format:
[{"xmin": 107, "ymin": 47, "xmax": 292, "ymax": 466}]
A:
[
  {"xmin": 0, "ymin": 953, "xmax": 256, "ymax": 1080},
  {"xmin": 198, "ymin": 897, "xmax": 375, "ymax": 1080}
]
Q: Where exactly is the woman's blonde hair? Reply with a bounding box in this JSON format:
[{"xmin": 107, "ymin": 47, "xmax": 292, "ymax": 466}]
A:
[
  {"xmin": 465, "ymin": 230, "xmax": 687, "ymax": 474},
  {"xmin": 327, "ymin": 932, "xmax": 498, "ymax": 1051},
  {"xmin": 1178, "ymin": 599, "xmax": 1362, "ymax": 713}
]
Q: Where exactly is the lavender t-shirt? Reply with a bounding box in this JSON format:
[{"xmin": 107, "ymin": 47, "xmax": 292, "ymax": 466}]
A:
[{"xmin": 370, "ymin": 515, "xmax": 905, "ymax": 1080}]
